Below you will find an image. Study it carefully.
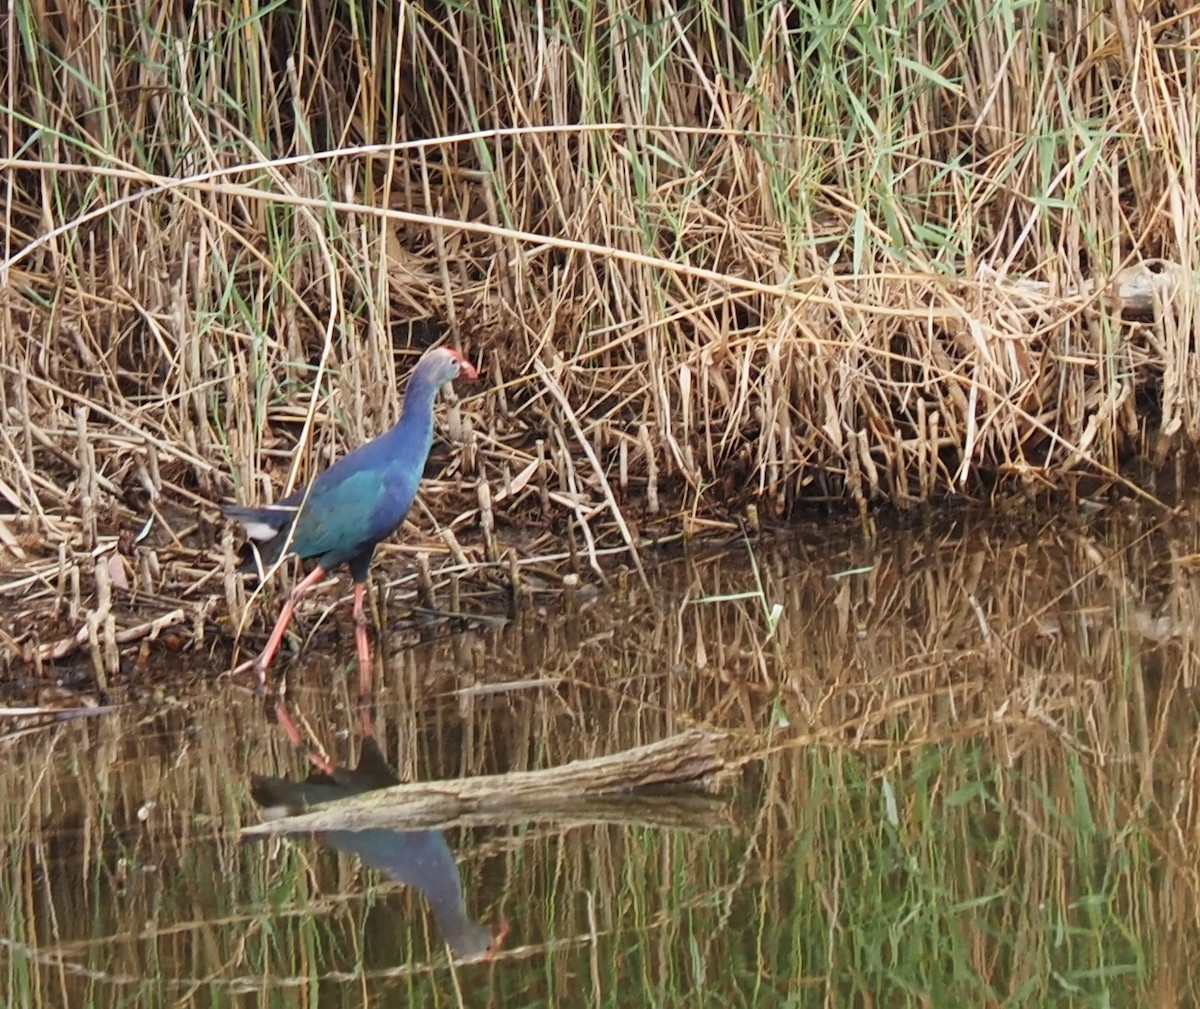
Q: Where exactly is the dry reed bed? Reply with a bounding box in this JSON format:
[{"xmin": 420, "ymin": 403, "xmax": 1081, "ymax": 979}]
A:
[
  {"xmin": 2, "ymin": 516, "xmax": 1200, "ymax": 1001},
  {"xmin": 3, "ymin": 0, "xmax": 1200, "ymax": 669}
]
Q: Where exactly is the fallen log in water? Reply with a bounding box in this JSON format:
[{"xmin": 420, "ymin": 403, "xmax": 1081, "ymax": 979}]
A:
[{"xmin": 242, "ymin": 728, "xmax": 732, "ymax": 835}]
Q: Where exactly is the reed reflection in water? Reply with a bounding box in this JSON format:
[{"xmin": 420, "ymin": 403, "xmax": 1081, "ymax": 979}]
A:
[{"xmin": 2, "ymin": 507, "xmax": 1199, "ymax": 1005}]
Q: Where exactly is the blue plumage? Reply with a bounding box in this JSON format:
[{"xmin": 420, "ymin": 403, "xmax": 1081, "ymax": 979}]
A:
[
  {"xmin": 251, "ymin": 736, "xmax": 500, "ymax": 962},
  {"xmin": 224, "ymin": 345, "xmax": 477, "ymax": 684}
]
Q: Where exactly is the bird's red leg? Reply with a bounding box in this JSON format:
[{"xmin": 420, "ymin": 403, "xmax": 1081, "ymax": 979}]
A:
[
  {"xmin": 485, "ymin": 918, "xmax": 511, "ymax": 960},
  {"xmin": 232, "ymin": 565, "xmax": 328, "ymax": 687},
  {"xmin": 352, "ymin": 581, "xmax": 374, "ymax": 733},
  {"xmin": 272, "ymin": 696, "xmax": 337, "ymax": 776}
]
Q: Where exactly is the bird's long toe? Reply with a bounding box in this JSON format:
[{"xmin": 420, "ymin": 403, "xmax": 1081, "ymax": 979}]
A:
[{"xmin": 229, "ymin": 653, "xmax": 269, "ymax": 692}]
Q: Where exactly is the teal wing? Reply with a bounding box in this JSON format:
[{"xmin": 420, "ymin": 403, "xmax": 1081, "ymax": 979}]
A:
[{"xmin": 288, "ymin": 467, "xmax": 387, "ymax": 560}]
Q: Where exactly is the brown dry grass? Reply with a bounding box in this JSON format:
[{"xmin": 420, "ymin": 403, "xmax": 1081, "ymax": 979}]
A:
[{"xmin": 2, "ymin": 0, "xmax": 1198, "ymax": 669}]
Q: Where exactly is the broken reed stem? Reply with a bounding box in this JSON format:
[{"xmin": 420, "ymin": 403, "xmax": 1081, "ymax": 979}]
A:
[
  {"xmin": 53, "ymin": 542, "xmax": 68, "ymax": 620},
  {"xmin": 562, "ymin": 573, "xmax": 578, "ymax": 616},
  {"xmin": 222, "ymin": 525, "xmax": 241, "ymax": 631},
  {"xmin": 507, "ymin": 548, "xmax": 524, "ymax": 605},
  {"xmin": 86, "ymin": 552, "xmax": 114, "ymax": 689},
  {"xmin": 441, "ymin": 527, "xmax": 470, "ymax": 567},
  {"xmin": 565, "ymin": 517, "xmax": 581, "ymax": 576},
  {"xmin": 476, "ymin": 479, "xmax": 498, "ymax": 562},
  {"xmin": 137, "ymin": 543, "xmax": 156, "ymax": 591},
  {"xmin": 536, "ymin": 439, "xmax": 551, "ymax": 514},
  {"xmin": 639, "ymin": 425, "xmax": 659, "ymax": 516},
  {"xmin": 491, "ymin": 348, "xmax": 509, "ymax": 417},
  {"xmin": 416, "ymin": 552, "xmax": 434, "ymax": 608},
  {"xmin": 75, "ymin": 408, "xmax": 97, "ymax": 550},
  {"xmin": 69, "ymin": 560, "xmax": 81, "ymax": 626}
]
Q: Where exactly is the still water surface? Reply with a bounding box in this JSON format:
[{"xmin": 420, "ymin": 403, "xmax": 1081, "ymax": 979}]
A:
[{"xmin": 4, "ymin": 507, "xmax": 1200, "ymax": 1006}]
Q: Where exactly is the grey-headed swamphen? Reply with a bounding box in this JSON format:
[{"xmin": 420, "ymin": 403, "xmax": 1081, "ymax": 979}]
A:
[
  {"xmin": 224, "ymin": 345, "xmax": 477, "ymax": 688},
  {"xmin": 253, "ymin": 701, "xmax": 507, "ymax": 962}
]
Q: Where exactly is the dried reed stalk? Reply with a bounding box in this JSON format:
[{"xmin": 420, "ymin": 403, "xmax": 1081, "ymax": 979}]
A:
[{"xmin": 1, "ymin": 0, "xmax": 1197, "ymax": 666}]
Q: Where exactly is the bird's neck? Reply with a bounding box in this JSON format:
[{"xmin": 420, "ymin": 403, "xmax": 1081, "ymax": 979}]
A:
[
  {"xmin": 394, "ymin": 368, "xmax": 442, "ymax": 433},
  {"xmin": 423, "ymin": 883, "xmax": 488, "ymax": 954}
]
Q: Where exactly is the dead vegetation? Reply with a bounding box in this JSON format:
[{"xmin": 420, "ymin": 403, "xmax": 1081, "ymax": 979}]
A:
[
  {"xmin": 2, "ymin": 0, "xmax": 1199, "ymax": 668},
  {"xmin": 4, "ymin": 515, "xmax": 1200, "ymax": 1000}
]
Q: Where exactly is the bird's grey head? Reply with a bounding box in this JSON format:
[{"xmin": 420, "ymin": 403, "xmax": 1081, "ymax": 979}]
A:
[
  {"xmin": 419, "ymin": 346, "xmax": 478, "ymax": 386},
  {"xmin": 444, "ymin": 919, "xmax": 502, "ymax": 963}
]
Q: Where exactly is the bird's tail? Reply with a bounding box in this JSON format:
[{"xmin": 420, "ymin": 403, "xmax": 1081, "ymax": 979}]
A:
[{"xmin": 222, "ymin": 501, "xmax": 298, "ymax": 571}]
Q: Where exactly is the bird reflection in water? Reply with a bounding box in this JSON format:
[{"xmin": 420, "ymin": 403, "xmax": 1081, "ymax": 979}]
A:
[{"xmin": 250, "ymin": 695, "xmax": 508, "ymax": 964}]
